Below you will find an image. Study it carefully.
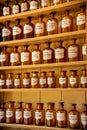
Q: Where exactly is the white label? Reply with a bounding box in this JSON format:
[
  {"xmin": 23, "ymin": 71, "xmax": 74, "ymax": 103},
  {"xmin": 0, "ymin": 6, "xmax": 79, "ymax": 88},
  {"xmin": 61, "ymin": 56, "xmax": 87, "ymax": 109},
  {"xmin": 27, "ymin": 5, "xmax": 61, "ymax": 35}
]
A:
[
  {"xmin": 69, "ymin": 114, "xmax": 78, "ymax": 124},
  {"xmin": 81, "ymin": 76, "xmax": 87, "ymax": 84},
  {"xmin": 12, "ymin": 5, "xmax": 19, "ymax": 14},
  {"xmin": 0, "ymin": 79, "xmax": 5, "ymax": 86},
  {"xmin": 0, "ymin": 54, "xmax": 6, "ymax": 62},
  {"xmin": 21, "ymin": 3, "xmax": 28, "ymax": 12},
  {"xmin": 24, "ymin": 110, "xmax": 31, "ymax": 119},
  {"xmin": 32, "ymin": 51, "xmax": 40, "ymax": 62},
  {"xmin": 68, "ymin": 47, "xmax": 78, "ymax": 58},
  {"xmin": 6, "ymin": 79, "xmax": 12, "ymax": 86},
  {"xmin": 31, "ymin": 78, "xmax": 37, "ymax": 85},
  {"xmin": 39, "ymin": 78, "xmax": 46, "ymax": 85},
  {"xmin": 10, "ymin": 53, "xmax": 19, "ymax": 63},
  {"xmin": 57, "ymin": 112, "xmax": 65, "ymax": 121},
  {"xmin": 69, "ymin": 77, "xmax": 76, "ymax": 85},
  {"xmin": 14, "ymin": 79, "xmax": 20, "ymax": 86},
  {"xmin": 77, "ymin": 15, "xmax": 85, "ymax": 25},
  {"xmin": 43, "ymin": 50, "xmax": 52, "ymax": 60},
  {"xmin": 47, "ymin": 77, "xmax": 53, "ymax": 85},
  {"xmin": 46, "ymin": 111, "xmax": 53, "ymax": 120},
  {"xmin": 23, "ymin": 79, "xmax": 29, "ymax": 85},
  {"xmin": 21, "ymin": 52, "xmax": 29, "ymax": 62},
  {"xmin": 82, "ymin": 45, "xmax": 87, "ymax": 55},
  {"xmin": 0, "ymin": 111, "xmax": 4, "ymax": 119},
  {"xmin": 41, "ymin": 0, "xmax": 48, "ymax": 7},
  {"xmin": 16, "ymin": 111, "xmax": 22, "ymax": 120},
  {"xmin": 35, "ymin": 23, "xmax": 44, "ymax": 34},
  {"xmin": 3, "ymin": 7, "xmax": 10, "ymax": 16},
  {"xmin": 2, "ymin": 28, "xmax": 11, "ymax": 37},
  {"xmin": 35, "ymin": 111, "xmax": 42, "ymax": 119},
  {"xmin": 59, "ymin": 77, "xmax": 66, "ymax": 85},
  {"xmin": 6, "ymin": 110, "xmax": 13, "ymax": 118},
  {"xmin": 30, "ymin": 1, "xmax": 38, "ymax": 10},
  {"xmin": 55, "ymin": 48, "xmax": 64, "ymax": 59},
  {"xmin": 47, "ymin": 20, "xmax": 56, "ymax": 32},
  {"xmin": 81, "ymin": 114, "xmax": 87, "ymax": 125},
  {"xmin": 13, "ymin": 26, "xmax": 22, "ymax": 36},
  {"xmin": 24, "ymin": 24, "xmax": 33, "ymax": 34},
  {"xmin": 53, "ymin": 0, "xmax": 60, "ymax": 4},
  {"xmin": 62, "ymin": 19, "xmax": 70, "ymax": 28}
]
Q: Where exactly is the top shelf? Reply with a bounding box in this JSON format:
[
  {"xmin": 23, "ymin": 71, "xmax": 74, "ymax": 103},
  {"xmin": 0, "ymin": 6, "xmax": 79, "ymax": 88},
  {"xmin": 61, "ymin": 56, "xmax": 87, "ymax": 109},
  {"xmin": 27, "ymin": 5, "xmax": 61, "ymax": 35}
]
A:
[{"xmin": 0, "ymin": 0, "xmax": 86, "ymax": 22}]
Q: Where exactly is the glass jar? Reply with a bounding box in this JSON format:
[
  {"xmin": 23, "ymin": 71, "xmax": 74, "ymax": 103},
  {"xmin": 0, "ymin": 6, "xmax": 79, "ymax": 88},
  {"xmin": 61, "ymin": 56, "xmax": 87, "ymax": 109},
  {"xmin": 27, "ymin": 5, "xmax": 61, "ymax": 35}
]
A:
[
  {"xmin": 35, "ymin": 15, "xmax": 46, "ymax": 37},
  {"xmin": 47, "ymin": 71, "xmax": 56, "ymax": 88},
  {"xmin": 41, "ymin": 0, "xmax": 51, "ymax": 8},
  {"xmin": 24, "ymin": 103, "xmax": 33, "ymax": 124},
  {"xmin": 0, "ymin": 102, "xmax": 6, "ymax": 123},
  {"xmin": 30, "ymin": 0, "xmax": 38, "ymax": 10},
  {"xmin": 3, "ymin": 0, "xmax": 11, "ymax": 16},
  {"xmin": 6, "ymin": 73, "xmax": 14, "ymax": 88},
  {"xmin": 23, "ymin": 73, "xmax": 31, "ymax": 88},
  {"xmin": 14, "ymin": 73, "xmax": 21, "ymax": 88},
  {"xmin": 82, "ymin": 38, "xmax": 87, "ymax": 61},
  {"xmin": 81, "ymin": 104, "xmax": 87, "ymax": 130},
  {"xmin": 21, "ymin": 45, "xmax": 31, "ymax": 65},
  {"xmin": 12, "ymin": 19, "xmax": 23, "ymax": 40},
  {"xmin": 46, "ymin": 12, "xmax": 58, "ymax": 35},
  {"xmin": 15, "ymin": 102, "xmax": 23, "ymax": 124},
  {"xmin": 35, "ymin": 103, "xmax": 45, "ymax": 125},
  {"xmin": 42, "ymin": 42, "xmax": 54, "ymax": 63},
  {"xmin": 31, "ymin": 72, "xmax": 39, "ymax": 88},
  {"xmin": 0, "ymin": 74, "xmax": 6, "ymax": 89},
  {"xmin": 23, "ymin": 17, "xmax": 34, "ymax": 38},
  {"xmin": 56, "ymin": 102, "xmax": 67, "ymax": 128},
  {"xmin": 68, "ymin": 104, "xmax": 80, "ymax": 129},
  {"xmin": 54, "ymin": 41, "xmax": 66, "ymax": 62},
  {"xmin": 76, "ymin": 5, "xmax": 86, "ymax": 30},
  {"xmin": 69, "ymin": 70, "xmax": 79, "ymax": 88},
  {"xmin": 61, "ymin": 10, "xmax": 73, "ymax": 33},
  {"xmin": 80, "ymin": 69, "xmax": 87, "ymax": 88},
  {"xmin": 2, "ymin": 21, "xmax": 12, "ymax": 41},
  {"xmin": 46, "ymin": 102, "xmax": 56, "ymax": 126},
  {"xmin": 6, "ymin": 101, "xmax": 15, "ymax": 123},
  {"xmin": 12, "ymin": 0, "xmax": 20, "ymax": 14},
  {"xmin": 53, "ymin": 0, "xmax": 62, "ymax": 5},
  {"xmin": 31, "ymin": 44, "xmax": 42, "ymax": 64},
  {"xmin": 39, "ymin": 72, "xmax": 47, "ymax": 88},
  {"xmin": 58, "ymin": 71, "xmax": 68, "ymax": 88},
  {"xmin": 21, "ymin": 0, "xmax": 29, "ymax": 12},
  {"xmin": 10, "ymin": 46, "xmax": 20, "ymax": 66},
  {"xmin": 68, "ymin": 39, "xmax": 79, "ymax": 61}
]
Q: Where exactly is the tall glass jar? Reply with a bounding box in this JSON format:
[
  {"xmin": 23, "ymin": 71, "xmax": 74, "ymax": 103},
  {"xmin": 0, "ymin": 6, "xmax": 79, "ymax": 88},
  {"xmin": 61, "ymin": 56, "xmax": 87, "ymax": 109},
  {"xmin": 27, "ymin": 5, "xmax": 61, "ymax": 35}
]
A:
[
  {"xmin": 21, "ymin": 0, "xmax": 29, "ymax": 12},
  {"xmin": 3, "ymin": 0, "xmax": 11, "ymax": 16},
  {"xmin": 82, "ymin": 38, "xmax": 87, "ymax": 61},
  {"xmin": 35, "ymin": 103, "xmax": 45, "ymax": 125},
  {"xmin": 80, "ymin": 69, "xmax": 87, "ymax": 88},
  {"xmin": 31, "ymin": 72, "xmax": 39, "ymax": 88},
  {"xmin": 0, "ymin": 74, "xmax": 6, "ymax": 89},
  {"xmin": 12, "ymin": 0, "xmax": 20, "ymax": 14},
  {"xmin": 39, "ymin": 72, "xmax": 47, "ymax": 88},
  {"xmin": 46, "ymin": 102, "xmax": 56, "ymax": 126},
  {"xmin": 56, "ymin": 102, "xmax": 67, "ymax": 128},
  {"xmin": 41, "ymin": 0, "xmax": 51, "ymax": 8},
  {"xmin": 24, "ymin": 103, "xmax": 33, "ymax": 124},
  {"xmin": 47, "ymin": 71, "xmax": 56, "ymax": 88},
  {"xmin": 0, "ymin": 102, "xmax": 6, "ymax": 123},
  {"xmin": 53, "ymin": 0, "xmax": 62, "ymax": 5},
  {"xmin": 6, "ymin": 73, "xmax": 14, "ymax": 88},
  {"xmin": 14, "ymin": 73, "xmax": 21, "ymax": 88},
  {"xmin": 30, "ymin": 0, "xmax": 38, "ymax": 10},
  {"xmin": 23, "ymin": 73, "xmax": 31, "ymax": 88}
]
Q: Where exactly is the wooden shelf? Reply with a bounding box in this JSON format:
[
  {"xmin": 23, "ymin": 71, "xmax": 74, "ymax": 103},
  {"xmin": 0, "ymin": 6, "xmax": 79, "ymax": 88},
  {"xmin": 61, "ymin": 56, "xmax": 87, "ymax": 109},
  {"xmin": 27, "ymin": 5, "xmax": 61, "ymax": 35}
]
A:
[
  {"xmin": 0, "ymin": 61, "xmax": 86, "ymax": 71},
  {"xmin": 0, "ymin": 0, "xmax": 85, "ymax": 22}
]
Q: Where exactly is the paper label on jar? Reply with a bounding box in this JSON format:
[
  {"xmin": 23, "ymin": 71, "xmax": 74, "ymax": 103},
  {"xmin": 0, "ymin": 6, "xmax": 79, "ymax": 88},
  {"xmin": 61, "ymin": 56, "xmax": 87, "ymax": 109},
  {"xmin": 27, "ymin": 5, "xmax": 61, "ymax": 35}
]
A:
[
  {"xmin": 6, "ymin": 79, "xmax": 12, "ymax": 86},
  {"xmin": 68, "ymin": 47, "xmax": 78, "ymax": 58},
  {"xmin": 24, "ymin": 110, "xmax": 31, "ymax": 119},
  {"xmin": 0, "ymin": 79, "xmax": 5, "ymax": 86},
  {"xmin": 69, "ymin": 77, "xmax": 76, "ymax": 85},
  {"xmin": 82, "ymin": 45, "xmax": 87, "ymax": 55},
  {"xmin": 35, "ymin": 111, "xmax": 42, "ymax": 119},
  {"xmin": 53, "ymin": 0, "xmax": 60, "ymax": 4},
  {"xmin": 30, "ymin": 1, "xmax": 38, "ymax": 10},
  {"xmin": 57, "ymin": 112, "xmax": 65, "ymax": 121},
  {"xmin": 13, "ymin": 26, "xmax": 22, "ymax": 36},
  {"xmin": 21, "ymin": 52, "xmax": 29, "ymax": 62},
  {"xmin": 41, "ymin": 0, "xmax": 48, "ymax": 7},
  {"xmin": 10, "ymin": 53, "xmax": 19, "ymax": 63},
  {"xmin": 3, "ymin": 7, "xmax": 10, "ymax": 16},
  {"xmin": 43, "ymin": 50, "xmax": 52, "ymax": 60},
  {"xmin": 81, "ymin": 114, "xmax": 87, "ymax": 125},
  {"xmin": 16, "ymin": 111, "xmax": 22, "ymax": 120},
  {"xmin": 46, "ymin": 111, "xmax": 53, "ymax": 120},
  {"xmin": 21, "ymin": 3, "xmax": 28, "ymax": 12},
  {"xmin": 24, "ymin": 24, "xmax": 33, "ymax": 34},
  {"xmin": 0, "ymin": 111, "xmax": 4, "ymax": 119},
  {"xmin": 6, "ymin": 110, "xmax": 13, "ymax": 118},
  {"xmin": 14, "ymin": 79, "xmax": 20, "ymax": 86},
  {"xmin": 0, "ymin": 54, "xmax": 6, "ymax": 62},
  {"xmin": 81, "ymin": 76, "xmax": 87, "ymax": 84},
  {"xmin": 12, "ymin": 5, "xmax": 19, "ymax": 14},
  {"xmin": 59, "ymin": 77, "xmax": 66, "ymax": 85},
  {"xmin": 47, "ymin": 77, "xmax": 53, "ymax": 85},
  {"xmin": 39, "ymin": 78, "xmax": 46, "ymax": 85},
  {"xmin": 23, "ymin": 79, "xmax": 29, "ymax": 85},
  {"xmin": 32, "ymin": 51, "xmax": 40, "ymax": 62},
  {"xmin": 2, "ymin": 28, "xmax": 11, "ymax": 37},
  {"xmin": 31, "ymin": 78, "xmax": 37, "ymax": 85},
  {"xmin": 35, "ymin": 23, "xmax": 44, "ymax": 34},
  {"xmin": 47, "ymin": 20, "xmax": 56, "ymax": 32},
  {"xmin": 69, "ymin": 114, "xmax": 78, "ymax": 124},
  {"xmin": 55, "ymin": 48, "xmax": 64, "ymax": 59},
  {"xmin": 77, "ymin": 15, "xmax": 85, "ymax": 25},
  {"xmin": 62, "ymin": 19, "xmax": 70, "ymax": 28}
]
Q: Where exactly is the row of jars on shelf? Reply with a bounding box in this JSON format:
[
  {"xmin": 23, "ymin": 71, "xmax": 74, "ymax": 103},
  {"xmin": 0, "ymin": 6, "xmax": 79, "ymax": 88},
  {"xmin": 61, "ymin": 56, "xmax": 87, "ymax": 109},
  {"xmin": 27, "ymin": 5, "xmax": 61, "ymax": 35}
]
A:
[
  {"xmin": 0, "ymin": 40, "xmax": 87, "ymax": 66},
  {"xmin": 2, "ymin": 5, "xmax": 86, "ymax": 42},
  {"xmin": 2, "ymin": 0, "xmax": 75, "ymax": 16},
  {"xmin": 0, "ymin": 101, "xmax": 87, "ymax": 130},
  {"xmin": 0, "ymin": 69, "xmax": 87, "ymax": 89}
]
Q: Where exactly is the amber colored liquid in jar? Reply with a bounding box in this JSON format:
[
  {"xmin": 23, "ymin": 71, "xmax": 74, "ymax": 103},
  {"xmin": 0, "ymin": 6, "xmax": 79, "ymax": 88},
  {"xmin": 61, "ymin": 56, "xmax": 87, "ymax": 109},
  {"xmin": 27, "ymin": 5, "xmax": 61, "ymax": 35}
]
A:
[
  {"xmin": 39, "ymin": 72, "xmax": 47, "ymax": 88},
  {"xmin": 53, "ymin": 0, "xmax": 62, "ymax": 5},
  {"xmin": 35, "ymin": 103, "xmax": 45, "ymax": 125},
  {"xmin": 80, "ymin": 69, "xmax": 87, "ymax": 88},
  {"xmin": 59, "ymin": 71, "xmax": 68, "ymax": 88},
  {"xmin": 31, "ymin": 72, "xmax": 39, "ymax": 88},
  {"xmin": 21, "ymin": 0, "xmax": 29, "ymax": 12},
  {"xmin": 12, "ymin": 0, "xmax": 20, "ymax": 14},
  {"xmin": 0, "ymin": 102, "xmax": 6, "ymax": 123},
  {"xmin": 23, "ymin": 73, "xmax": 31, "ymax": 88},
  {"xmin": 0, "ymin": 74, "xmax": 6, "ymax": 89},
  {"xmin": 14, "ymin": 73, "xmax": 21, "ymax": 88},
  {"xmin": 41, "ymin": 0, "xmax": 51, "ymax": 8},
  {"xmin": 47, "ymin": 71, "xmax": 56, "ymax": 88},
  {"xmin": 82, "ymin": 39, "xmax": 87, "ymax": 61},
  {"xmin": 3, "ymin": 0, "xmax": 11, "ymax": 16},
  {"xmin": 6, "ymin": 73, "xmax": 14, "ymax": 88},
  {"xmin": 30, "ymin": 0, "xmax": 38, "ymax": 10}
]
